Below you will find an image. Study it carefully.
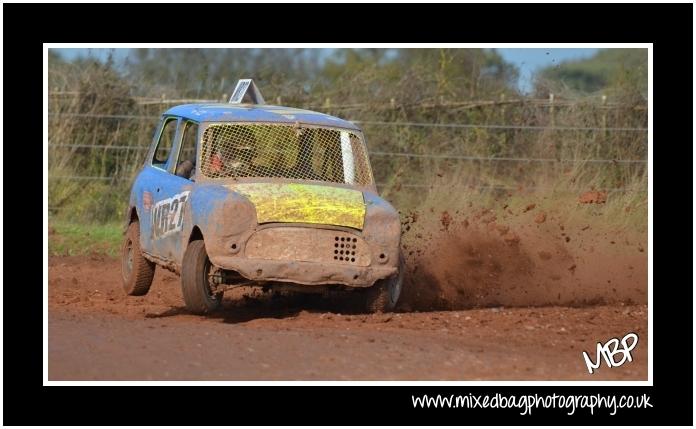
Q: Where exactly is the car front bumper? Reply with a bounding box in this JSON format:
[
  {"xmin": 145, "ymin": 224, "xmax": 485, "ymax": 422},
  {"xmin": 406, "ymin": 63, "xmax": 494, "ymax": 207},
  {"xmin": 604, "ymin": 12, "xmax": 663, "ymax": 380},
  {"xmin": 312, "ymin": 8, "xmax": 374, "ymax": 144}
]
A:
[
  {"xmin": 206, "ymin": 225, "xmax": 400, "ymax": 287},
  {"xmin": 209, "ymin": 255, "xmax": 398, "ymax": 287}
]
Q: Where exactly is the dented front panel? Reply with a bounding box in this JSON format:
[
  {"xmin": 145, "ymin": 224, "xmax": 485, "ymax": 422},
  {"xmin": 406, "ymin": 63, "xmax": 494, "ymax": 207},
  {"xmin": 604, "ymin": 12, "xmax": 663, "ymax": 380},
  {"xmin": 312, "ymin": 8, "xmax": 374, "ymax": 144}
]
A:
[{"xmin": 245, "ymin": 227, "xmax": 371, "ymax": 266}]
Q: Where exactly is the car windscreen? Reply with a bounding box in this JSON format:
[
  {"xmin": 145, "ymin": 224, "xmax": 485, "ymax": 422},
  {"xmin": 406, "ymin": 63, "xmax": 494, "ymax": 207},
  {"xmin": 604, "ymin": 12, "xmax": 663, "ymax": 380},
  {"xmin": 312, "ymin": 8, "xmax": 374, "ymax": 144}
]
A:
[{"xmin": 198, "ymin": 122, "xmax": 373, "ymax": 186}]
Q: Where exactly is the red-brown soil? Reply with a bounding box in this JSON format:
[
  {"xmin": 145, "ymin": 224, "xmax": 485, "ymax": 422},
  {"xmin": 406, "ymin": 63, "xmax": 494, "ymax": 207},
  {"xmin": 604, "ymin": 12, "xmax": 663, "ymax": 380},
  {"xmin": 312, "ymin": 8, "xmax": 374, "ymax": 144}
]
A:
[{"xmin": 49, "ymin": 252, "xmax": 647, "ymax": 381}]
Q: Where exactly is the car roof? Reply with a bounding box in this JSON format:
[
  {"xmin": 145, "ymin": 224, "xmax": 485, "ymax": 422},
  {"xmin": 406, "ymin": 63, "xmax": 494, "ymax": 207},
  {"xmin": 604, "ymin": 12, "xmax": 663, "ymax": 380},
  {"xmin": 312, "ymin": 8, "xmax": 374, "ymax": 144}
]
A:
[{"xmin": 164, "ymin": 103, "xmax": 361, "ymax": 131}]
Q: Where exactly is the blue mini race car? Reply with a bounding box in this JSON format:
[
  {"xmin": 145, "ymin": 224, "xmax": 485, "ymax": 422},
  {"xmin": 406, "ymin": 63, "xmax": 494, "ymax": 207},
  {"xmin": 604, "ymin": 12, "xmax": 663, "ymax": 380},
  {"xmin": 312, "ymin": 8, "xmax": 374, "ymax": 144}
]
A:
[{"xmin": 122, "ymin": 80, "xmax": 404, "ymax": 314}]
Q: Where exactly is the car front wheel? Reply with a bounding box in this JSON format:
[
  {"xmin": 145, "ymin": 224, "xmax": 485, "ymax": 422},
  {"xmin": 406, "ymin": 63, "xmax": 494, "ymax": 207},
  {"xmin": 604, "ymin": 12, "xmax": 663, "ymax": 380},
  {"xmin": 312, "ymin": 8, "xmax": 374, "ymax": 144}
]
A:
[
  {"xmin": 359, "ymin": 251, "xmax": 405, "ymax": 313},
  {"xmin": 181, "ymin": 240, "xmax": 224, "ymax": 314}
]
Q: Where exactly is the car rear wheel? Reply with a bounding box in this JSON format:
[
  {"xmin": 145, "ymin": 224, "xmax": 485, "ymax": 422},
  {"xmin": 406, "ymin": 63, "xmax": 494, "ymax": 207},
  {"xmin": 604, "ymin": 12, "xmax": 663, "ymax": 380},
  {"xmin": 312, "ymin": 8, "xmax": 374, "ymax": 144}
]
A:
[
  {"xmin": 181, "ymin": 240, "xmax": 224, "ymax": 314},
  {"xmin": 358, "ymin": 251, "xmax": 405, "ymax": 313},
  {"xmin": 121, "ymin": 221, "xmax": 156, "ymax": 296}
]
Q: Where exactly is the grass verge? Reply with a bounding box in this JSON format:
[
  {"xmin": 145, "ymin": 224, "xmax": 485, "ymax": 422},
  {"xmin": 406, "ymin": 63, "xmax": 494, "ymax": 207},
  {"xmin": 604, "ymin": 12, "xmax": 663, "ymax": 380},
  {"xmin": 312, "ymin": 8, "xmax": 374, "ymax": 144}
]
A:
[{"xmin": 49, "ymin": 220, "xmax": 122, "ymax": 257}]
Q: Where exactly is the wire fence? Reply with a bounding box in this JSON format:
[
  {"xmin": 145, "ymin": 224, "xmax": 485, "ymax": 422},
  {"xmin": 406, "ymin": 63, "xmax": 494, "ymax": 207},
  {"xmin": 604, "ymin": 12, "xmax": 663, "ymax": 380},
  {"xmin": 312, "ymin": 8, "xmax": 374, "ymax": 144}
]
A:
[
  {"xmin": 48, "ymin": 101, "xmax": 649, "ymax": 198},
  {"xmin": 47, "ymin": 105, "xmax": 648, "ymax": 181},
  {"xmin": 46, "ymin": 175, "xmax": 643, "ymax": 196},
  {"xmin": 47, "ymin": 112, "xmax": 648, "ymax": 132},
  {"xmin": 49, "ymin": 92, "xmax": 649, "ymax": 110},
  {"xmin": 47, "ymin": 173, "xmax": 645, "ymax": 193},
  {"xmin": 45, "ymin": 179, "xmax": 646, "ymax": 197},
  {"xmin": 48, "ymin": 144, "xmax": 647, "ymax": 164}
]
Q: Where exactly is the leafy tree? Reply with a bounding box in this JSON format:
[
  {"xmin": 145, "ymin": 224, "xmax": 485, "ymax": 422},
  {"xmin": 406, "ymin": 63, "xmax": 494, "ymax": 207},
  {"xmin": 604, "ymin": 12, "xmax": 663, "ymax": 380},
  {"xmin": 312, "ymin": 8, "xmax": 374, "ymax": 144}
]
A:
[{"xmin": 534, "ymin": 49, "xmax": 647, "ymax": 101}]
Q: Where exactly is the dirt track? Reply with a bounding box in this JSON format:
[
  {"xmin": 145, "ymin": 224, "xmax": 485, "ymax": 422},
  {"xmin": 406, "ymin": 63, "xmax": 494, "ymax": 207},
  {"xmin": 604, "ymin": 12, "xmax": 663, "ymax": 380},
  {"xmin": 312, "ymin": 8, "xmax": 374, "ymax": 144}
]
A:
[{"xmin": 48, "ymin": 255, "xmax": 647, "ymax": 381}]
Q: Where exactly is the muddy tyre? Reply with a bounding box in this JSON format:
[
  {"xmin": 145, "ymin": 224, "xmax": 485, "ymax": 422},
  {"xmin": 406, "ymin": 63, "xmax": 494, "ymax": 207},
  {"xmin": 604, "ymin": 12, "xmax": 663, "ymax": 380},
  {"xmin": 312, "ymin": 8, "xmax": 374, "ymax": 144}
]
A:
[
  {"xmin": 359, "ymin": 252, "xmax": 405, "ymax": 313},
  {"xmin": 181, "ymin": 240, "xmax": 224, "ymax": 314},
  {"xmin": 121, "ymin": 221, "xmax": 156, "ymax": 296}
]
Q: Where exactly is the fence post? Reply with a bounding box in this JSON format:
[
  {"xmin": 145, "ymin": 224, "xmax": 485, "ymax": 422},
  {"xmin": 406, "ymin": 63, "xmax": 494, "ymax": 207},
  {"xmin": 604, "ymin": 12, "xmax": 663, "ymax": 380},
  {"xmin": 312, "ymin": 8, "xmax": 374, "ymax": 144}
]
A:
[
  {"xmin": 549, "ymin": 93, "xmax": 559, "ymax": 160},
  {"xmin": 549, "ymin": 93, "xmax": 555, "ymax": 128},
  {"xmin": 601, "ymin": 94, "xmax": 608, "ymax": 139},
  {"xmin": 500, "ymin": 93, "xmax": 507, "ymax": 148},
  {"xmin": 599, "ymin": 94, "xmax": 608, "ymax": 158}
]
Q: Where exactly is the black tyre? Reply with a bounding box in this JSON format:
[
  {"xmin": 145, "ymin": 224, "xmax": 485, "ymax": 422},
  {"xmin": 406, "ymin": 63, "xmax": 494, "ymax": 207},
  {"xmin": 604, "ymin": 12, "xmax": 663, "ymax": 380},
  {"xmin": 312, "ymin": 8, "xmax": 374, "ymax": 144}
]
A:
[
  {"xmin": 121, "ymin": 221, "xmax": 156, "ymax": 296},
  {"xmin": 181, "ymin": 240, "xmax": 224, "ymax": 314},
  {"xmin": 359, "ymin": 252, "xmax": 405, "ymax": 313}
]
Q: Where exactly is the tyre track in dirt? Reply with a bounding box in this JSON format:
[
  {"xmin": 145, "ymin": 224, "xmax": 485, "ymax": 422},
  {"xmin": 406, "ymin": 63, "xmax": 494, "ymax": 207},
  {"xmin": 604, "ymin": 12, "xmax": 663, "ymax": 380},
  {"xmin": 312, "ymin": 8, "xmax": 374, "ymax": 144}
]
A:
[{"xmin": 48, "ymin": 256, "xmax": 647, "ymax": 381}]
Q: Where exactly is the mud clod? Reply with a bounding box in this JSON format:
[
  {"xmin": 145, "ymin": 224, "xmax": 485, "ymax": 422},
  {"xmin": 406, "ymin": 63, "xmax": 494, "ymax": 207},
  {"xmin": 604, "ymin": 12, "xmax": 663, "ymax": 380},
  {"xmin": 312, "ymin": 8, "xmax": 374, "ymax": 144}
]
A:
[
  {"xmin": 496, "ymin": 224, "xmax": 510, "ymax": 235},
  {"xmin": 534, "ymin": 212, "xmax": 547, "ymax": 224},
  {"xmin": 579, "ymin": 190, "xmax": 607, "ymax": 204},
  {"xmin": 440, "ymin": 211, "xmax": 452, "ymax": 231},
  {"xmin": 503, "ymin": 232, "xmax": 520, "ymax": 245},
  {"xmin": 523, "ymin": 203, "xmax": 536, "ymax": 213}
]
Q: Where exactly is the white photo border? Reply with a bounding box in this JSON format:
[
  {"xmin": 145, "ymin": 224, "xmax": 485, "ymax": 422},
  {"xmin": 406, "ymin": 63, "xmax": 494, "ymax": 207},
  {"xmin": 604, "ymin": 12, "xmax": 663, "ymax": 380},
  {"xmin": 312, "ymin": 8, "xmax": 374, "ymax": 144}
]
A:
[{"xmin": 43, "ymin": 42, "xmax": 653, "ymax": 387}]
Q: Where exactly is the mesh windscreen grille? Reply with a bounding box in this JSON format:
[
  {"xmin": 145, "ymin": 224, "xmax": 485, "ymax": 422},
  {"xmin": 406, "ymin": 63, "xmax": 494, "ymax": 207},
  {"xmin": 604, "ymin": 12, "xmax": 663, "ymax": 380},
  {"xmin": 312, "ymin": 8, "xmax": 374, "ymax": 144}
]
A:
[{"xmin": 199, "ymin": 123, "xmax": 373, "ymax": 185}]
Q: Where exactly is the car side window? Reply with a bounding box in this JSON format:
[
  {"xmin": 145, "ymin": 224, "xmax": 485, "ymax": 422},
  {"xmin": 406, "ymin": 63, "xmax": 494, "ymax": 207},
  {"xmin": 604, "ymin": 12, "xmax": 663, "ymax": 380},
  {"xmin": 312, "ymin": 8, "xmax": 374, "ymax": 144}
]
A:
[
  {"xmin": 175, "ymin": 121, "xmax": 199, "ymax": 180},
  {"xmin": 152, "ymin": 117, "xmax": 178, "ymax": 167}
]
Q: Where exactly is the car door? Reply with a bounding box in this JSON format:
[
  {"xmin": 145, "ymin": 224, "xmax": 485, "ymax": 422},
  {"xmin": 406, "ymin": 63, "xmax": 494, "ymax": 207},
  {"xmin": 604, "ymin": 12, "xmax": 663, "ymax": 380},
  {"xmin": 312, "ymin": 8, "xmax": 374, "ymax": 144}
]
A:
[
  {"xmin": 147, "ymin": 118, "xmax": 200, "ymax": 262},
  {"xmin": 152, "ymin": 119, "xmax": 200, "ymax": 263},
  {"xmin": 138, "ymin": 115, "xmax": 187, "ymax": 260}
]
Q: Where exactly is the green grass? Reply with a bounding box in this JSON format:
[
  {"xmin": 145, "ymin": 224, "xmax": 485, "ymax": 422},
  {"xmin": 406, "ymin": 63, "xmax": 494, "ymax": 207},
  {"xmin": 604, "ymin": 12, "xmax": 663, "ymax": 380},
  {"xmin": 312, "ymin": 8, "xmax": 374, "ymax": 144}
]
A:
[{"xmin": 49, "ymin": 220, "xmax": 123, "ymax": 257}]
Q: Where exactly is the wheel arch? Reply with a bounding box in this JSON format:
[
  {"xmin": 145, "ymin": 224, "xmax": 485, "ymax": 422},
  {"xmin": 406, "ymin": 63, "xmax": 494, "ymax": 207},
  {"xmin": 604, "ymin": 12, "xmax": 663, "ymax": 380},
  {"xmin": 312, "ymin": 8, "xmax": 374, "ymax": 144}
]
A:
[
  {"xmin": 124, "ymin": 206, "xmax": 140, "ymax": 232},
  {"xmin": 188, "ymin": 225, "xmax": 204, "ymax": 243}
]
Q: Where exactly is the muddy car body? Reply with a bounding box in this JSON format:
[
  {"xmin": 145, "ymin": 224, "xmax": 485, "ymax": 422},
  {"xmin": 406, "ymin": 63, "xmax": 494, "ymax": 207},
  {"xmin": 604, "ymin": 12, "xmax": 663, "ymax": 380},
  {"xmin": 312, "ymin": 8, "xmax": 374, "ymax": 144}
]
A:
[{"xmin": 122, "ymin": 98, "xmax": 404, "ymax": 314}]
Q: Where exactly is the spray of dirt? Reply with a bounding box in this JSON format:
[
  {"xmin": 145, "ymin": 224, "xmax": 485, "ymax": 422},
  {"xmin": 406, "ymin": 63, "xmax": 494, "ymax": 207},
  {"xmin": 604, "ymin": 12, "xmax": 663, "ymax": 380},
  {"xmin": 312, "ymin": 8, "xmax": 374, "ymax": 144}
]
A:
[{"xmin": 398, "ymin": 204, "xmax": 647, "ymax": 311}]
